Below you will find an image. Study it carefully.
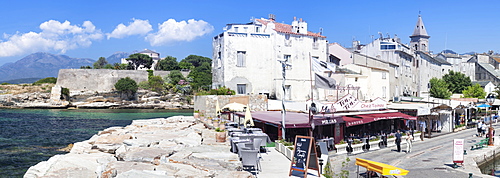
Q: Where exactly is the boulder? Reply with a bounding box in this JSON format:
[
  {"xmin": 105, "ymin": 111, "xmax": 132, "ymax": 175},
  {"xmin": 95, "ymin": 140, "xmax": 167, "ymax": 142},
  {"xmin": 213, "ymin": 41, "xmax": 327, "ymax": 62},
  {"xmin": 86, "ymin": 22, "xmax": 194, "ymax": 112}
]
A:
[
  {"xmin": 94, "ymin": 133, "xmax": 132, "ymax": 144},
  {"xmin": 117, "ymin": 147, "xmax": 174, "ymax": 163},
  {"xmin": 24, "ymin": 152, "xmax": 116, "ymax": 178}
]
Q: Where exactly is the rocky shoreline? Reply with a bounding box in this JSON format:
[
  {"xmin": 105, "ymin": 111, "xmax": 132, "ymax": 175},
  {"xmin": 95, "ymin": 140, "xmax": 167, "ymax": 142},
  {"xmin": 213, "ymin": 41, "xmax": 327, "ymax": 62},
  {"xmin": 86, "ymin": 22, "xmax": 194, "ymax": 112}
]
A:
[
  {"xmin": 24, "ymin": 116, "xmax": 252, "ymax": 178},
  {"xmin": 0, "ymin": 88, "xmax": 194, "ymax": 109}
]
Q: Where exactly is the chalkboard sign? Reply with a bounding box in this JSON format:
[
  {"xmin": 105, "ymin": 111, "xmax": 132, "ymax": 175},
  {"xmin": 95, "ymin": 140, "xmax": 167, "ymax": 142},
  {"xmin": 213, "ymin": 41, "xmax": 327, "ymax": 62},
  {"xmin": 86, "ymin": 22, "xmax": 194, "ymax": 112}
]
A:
[{"xmin": 289, "ymin": 135, "xmax": 320, "ymax": 178}]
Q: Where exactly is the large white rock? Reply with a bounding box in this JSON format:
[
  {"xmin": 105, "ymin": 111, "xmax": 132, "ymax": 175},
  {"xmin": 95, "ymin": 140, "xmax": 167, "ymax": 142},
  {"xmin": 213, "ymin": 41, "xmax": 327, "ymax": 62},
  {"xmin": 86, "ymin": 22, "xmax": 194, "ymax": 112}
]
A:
[
  {"xmin": 117, "ymin": 147, "xmax": 173, "ymax": 163},
  {"xmin": 24, "ymin": 152, "xmax": 116, "ymax": 178}
]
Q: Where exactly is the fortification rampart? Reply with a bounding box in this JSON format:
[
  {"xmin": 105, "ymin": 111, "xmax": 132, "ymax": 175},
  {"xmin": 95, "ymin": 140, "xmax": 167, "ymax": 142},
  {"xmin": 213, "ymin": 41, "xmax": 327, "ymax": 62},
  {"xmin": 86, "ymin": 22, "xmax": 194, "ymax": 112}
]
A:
[{"xmin": 55, "ymin": 69, "xmax": 187, "ymax": 94}]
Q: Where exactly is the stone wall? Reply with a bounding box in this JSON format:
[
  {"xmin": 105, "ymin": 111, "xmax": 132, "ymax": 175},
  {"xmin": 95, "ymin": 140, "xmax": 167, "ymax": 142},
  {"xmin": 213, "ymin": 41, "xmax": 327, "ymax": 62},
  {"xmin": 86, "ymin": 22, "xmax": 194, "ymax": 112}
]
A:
[
  {"xmin": 55, "ymin": 69, "xmax": 188, "ymax": 94},
  {"xmin": 194, "ymin": 94, "xmax": 268, "ymax": 118}
]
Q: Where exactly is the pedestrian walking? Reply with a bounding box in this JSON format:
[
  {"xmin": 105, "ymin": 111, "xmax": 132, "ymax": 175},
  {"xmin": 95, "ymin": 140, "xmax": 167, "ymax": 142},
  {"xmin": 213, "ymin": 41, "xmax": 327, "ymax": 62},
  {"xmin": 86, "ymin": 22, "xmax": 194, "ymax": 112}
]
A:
[
  {"xmin": 482, "ymin": 121, "xmax": 487, "ymax": 137},
  {"xmin": 406, "ymin": 132, "xmax": 413, "ymax": 153},
  {"xmin": 395, "ymin": 130, "xmax": 402, "ymax": 152},
  {"xmin": 478, "ymin": 121, "xmax": 483, "ymax": 137}
]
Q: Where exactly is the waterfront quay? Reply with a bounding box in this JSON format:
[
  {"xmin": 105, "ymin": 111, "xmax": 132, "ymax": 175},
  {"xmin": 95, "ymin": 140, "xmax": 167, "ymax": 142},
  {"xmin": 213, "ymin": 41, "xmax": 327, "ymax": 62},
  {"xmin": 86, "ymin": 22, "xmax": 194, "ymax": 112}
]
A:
[{"xmin": 258, "ymin": 123, "xmax": 500, "ymax": 178}]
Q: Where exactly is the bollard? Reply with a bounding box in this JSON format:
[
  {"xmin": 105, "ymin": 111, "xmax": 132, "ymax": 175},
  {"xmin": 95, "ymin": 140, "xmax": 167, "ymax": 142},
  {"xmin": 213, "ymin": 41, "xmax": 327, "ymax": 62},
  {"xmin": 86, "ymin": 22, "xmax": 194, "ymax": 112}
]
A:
[
  {"xmin": 469, "ymin": 173, "xmax": 473, "ymax": 178},
  {"xmin": 464, "ymin": 149, "xmax": 467, "ymax": 155}
]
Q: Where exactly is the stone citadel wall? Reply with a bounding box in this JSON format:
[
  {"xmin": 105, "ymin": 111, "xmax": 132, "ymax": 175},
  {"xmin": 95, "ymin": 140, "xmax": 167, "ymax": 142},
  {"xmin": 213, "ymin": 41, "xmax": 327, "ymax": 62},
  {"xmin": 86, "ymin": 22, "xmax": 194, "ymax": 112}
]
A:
[{"xmin": 55, "ymin": 69, "xmax": 188, "ymax": 94}]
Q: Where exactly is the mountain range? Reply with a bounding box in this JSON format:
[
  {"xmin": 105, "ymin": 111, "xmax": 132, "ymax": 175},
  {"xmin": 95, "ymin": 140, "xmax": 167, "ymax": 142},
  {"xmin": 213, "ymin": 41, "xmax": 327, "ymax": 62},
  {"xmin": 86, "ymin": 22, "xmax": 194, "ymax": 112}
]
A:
[{"xmin": 0, "ymin": 52, "xmax": 130, "ymax": 84}]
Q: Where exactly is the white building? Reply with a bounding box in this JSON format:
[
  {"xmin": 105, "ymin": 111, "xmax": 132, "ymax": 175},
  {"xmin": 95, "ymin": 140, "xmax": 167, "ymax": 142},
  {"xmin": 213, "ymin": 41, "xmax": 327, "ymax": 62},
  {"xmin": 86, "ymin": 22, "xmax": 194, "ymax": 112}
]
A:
[{"xmin": 212, "ymin": 15, "xmax": 329, "ymax": 101}]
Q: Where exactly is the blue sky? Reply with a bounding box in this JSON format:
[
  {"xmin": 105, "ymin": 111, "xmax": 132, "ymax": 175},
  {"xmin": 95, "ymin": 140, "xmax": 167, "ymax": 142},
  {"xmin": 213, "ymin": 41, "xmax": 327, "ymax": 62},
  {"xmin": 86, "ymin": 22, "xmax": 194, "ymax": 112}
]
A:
[{"xmin": 1, "ymin": 0, "xmax": 499, "ymax": 66}]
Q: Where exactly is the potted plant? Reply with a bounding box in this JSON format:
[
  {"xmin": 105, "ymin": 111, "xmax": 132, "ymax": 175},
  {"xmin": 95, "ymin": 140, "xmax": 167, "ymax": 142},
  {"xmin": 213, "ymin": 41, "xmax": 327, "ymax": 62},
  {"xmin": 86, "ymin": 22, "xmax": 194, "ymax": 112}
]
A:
[
  {"xmin": 215, "ymin": 127, "xmax": 226, "ymax": 142},
  {"xmin": 212, "ymin": 118, "xmax": 220, "ymax": 128},
  {"xmin": 335, "ymin": 140, "xmax": 348, "ymax": 154},
  {"xmin": 193, "ymin": 110, "xmax": 199, "ymax": 118},
  {"xmin": 219, "ymin": 120, "xmax": 227, "ymax": 130}
]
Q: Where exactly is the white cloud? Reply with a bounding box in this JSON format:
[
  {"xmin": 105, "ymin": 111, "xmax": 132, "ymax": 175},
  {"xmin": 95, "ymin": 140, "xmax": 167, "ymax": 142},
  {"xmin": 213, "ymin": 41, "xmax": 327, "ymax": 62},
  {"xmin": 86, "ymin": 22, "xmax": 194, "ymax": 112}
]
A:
[
  {"xmin": 0, "ymin": 20, "xmax": 103, "ymax": 57},
  {"xmin": 146, "ymin": 19, "xmax": 213, "ymax": 46},
  {"xmin": 107, "ymin": 19, "xmax": 152, "ymax": 39}
]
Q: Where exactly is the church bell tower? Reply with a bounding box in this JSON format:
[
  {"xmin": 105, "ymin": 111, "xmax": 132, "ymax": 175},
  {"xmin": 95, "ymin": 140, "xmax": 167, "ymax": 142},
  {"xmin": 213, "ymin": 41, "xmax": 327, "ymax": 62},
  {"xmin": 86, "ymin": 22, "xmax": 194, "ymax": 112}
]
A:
[{"xmin": 410, "ymin": 15, "xmax": 430, "ymax": 52}]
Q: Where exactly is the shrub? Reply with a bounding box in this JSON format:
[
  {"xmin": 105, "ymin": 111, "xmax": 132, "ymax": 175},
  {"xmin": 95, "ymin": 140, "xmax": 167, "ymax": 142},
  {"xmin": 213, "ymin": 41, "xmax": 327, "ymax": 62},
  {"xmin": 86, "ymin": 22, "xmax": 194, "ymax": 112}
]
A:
[
  {"xmin": 33, "ymin": 77, "xmax": 57, "ymax": 85},
  {"xmin": 115, "ymin": 77, "xmax": 138, "ymax": 100},
  {"xmin": 196, "ymin": 86, "xmax": 235, "ymax": 95}
]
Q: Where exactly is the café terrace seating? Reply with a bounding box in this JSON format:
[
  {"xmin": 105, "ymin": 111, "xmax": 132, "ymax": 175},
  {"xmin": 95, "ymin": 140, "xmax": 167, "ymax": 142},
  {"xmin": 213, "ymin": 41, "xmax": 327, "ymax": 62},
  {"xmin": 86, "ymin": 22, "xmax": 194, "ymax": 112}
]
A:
[{"xmin": 227, "ymin": 124, "xmax": 268, "ymax": 173}]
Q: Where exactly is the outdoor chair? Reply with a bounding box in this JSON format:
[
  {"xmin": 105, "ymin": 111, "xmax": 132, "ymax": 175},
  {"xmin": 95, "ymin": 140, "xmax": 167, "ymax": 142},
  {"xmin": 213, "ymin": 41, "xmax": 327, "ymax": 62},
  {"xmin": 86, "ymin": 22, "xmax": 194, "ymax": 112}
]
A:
[
  {"xmin": 237, "ymin": 142, "xmax": 253, "ymax": 158},
  {"xmin": 253, "ymin": 138, "xmax": 263, "ymax": 159},
  {"xmin": 240, "ymin": 149, "xmax": 261, "ymax": 173}
]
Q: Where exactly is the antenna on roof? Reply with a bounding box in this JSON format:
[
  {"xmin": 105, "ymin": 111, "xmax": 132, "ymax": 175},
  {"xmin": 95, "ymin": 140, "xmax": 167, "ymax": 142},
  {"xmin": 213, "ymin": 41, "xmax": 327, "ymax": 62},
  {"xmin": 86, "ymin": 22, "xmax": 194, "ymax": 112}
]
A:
[
  {"xmin": 319, "ymin": 27, "xmax": 323, "ymax": 35},
  {"xmin": 378, "ymin": 32, "xmax": 383, "ymax": 39},
  {"xmin": 268, "ymin": 14, "xmax": 276, "ymax": 21}
]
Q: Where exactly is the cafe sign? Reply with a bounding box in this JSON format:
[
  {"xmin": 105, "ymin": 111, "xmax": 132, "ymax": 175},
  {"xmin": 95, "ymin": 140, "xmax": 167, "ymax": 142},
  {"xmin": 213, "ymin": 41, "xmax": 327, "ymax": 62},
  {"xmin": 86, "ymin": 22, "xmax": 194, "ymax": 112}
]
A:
[{"xmin": 322, "ymin": 94, "xmax": 387, "ymax": 112}]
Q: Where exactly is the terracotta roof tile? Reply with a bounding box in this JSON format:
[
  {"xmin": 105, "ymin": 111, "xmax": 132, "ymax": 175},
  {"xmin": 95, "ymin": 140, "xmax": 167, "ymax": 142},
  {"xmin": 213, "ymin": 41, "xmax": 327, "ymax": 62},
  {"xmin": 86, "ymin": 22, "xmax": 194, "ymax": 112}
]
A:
[{"xmin": 256, "ymin": 19, "xmax": 326, "ymax": 38}]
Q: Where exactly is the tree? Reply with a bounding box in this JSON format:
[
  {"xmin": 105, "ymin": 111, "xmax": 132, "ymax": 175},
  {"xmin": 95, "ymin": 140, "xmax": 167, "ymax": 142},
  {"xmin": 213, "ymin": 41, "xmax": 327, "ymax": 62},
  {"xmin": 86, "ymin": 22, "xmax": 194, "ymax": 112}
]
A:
[
  {"xmin": 442, "ymin": 71, "xmax": 472, "ymax": 94},
  {"xmin": 156, "ymin": 56, "xmax": 179, "ymax": 71},
  {"xmin": 179, "ymin": 61, "xmax": 194, "ymax": 70},
  {"xmin": 462, "ymin": 83, "xmax": 486, "ymax": 98},
  {"xmin": 168, "ymin": 70, "xmax": 186, "ymax": 85},
  {"xmin": 180, "ymin": 55, "xmax": 211, "ymax": 67},
  {"xmin": 149, "ymin": 76, "xmax": 165, "ymax": 92},
  {"xmin": 114, "ymin": 77, "xmax": 138, "ymax": 100},
  {"xmin": 80, "ymin": 66, "xmax": 92, "ymax": 69},
  {"xmin": 103, "ymin": 64, "xmax": 114, "ymax": 69},
  {"xmin": 126, "ymin": 53, "xmax": 153, "ymax": 70},
  {"xmin": 188, "ymin": 62, "xmax": 212, "ymax": 90},
  {"xmin": 93, "ymin": 57, "xmax": 108, "ymax": 69},
  {"xmin": 494, "ymin": 84, "xmax": 500, "ymax": 98},
  {"xmin": 429, "ymin": 78, "xmax": 452, "ymax": 99}
]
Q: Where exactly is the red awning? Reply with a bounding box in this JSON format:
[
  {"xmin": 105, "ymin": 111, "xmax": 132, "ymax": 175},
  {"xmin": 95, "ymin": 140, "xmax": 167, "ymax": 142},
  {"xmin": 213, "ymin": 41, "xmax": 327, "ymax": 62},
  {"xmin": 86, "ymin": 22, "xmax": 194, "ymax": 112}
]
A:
[
  {"xmin": 343, "ymin": 116, "xmax": 365, "ymax": 127},
  {"xmin": 359, "ymin": 112, "xmax": 417, "ymax": 121},
  {"xmin": 344, "ymin": 112, "xmax": 417, "ymax": 127}
]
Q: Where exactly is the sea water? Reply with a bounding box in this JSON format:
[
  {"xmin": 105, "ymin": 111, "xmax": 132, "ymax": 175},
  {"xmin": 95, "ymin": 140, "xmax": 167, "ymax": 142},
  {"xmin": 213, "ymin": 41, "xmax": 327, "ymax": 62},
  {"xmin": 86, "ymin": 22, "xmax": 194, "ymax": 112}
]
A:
[{"xmin": 0, "ymin": 109, "xmax": 192, "ymax": 177}]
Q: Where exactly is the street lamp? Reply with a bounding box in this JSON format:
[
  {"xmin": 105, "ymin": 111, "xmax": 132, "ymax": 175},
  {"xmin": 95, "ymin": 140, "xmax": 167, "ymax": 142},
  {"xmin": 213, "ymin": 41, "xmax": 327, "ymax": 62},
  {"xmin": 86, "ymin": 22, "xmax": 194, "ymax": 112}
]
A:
[{"xmin": 486, "ymin": 93, "xmax": 496, "ymax": 146}]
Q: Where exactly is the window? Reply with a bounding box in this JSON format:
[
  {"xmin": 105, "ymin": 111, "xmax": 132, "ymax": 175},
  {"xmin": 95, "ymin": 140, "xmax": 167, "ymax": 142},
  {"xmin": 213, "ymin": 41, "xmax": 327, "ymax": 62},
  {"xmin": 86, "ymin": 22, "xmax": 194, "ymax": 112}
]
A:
[
  {"xmin": 256, "ymin": 26, "xmax": 260, "ymax": 33},
  {"xmin": 237, "ymin": 51, "xmax": 246, "ymax": 67},
  {"xmin": 382, "ymin": 72, "xmax": 386, "ymax": 79},
  {"xmin": 381, "ymin": 45, "xmax": 396, "ymax": 50},
  {"xmin": 284, "ymin": 55, "xmax": 291, "ymax": 62},
  {"xmin": 285, "ymin": 34, "xmax": 290, "ymax": 40},
  {"xmin": 237, "ymin": 84, "xmax": 246, "ymax": 95},
  {"xmin": 284, "ymin": 55, "xmax": 292, "ymax": 70},
  {"xmin": 234, "ymin": 27, "xmax": 239, "ymax": 33},
  {"xmin": 243, "ymin": 27, "xmax": 248, "ymax": 32}
]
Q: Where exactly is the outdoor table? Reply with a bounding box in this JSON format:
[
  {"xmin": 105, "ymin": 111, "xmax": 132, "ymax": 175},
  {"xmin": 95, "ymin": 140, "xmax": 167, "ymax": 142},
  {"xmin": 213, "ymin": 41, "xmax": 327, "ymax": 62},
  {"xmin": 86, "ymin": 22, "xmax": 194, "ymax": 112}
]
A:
[
  {"xmin": 226, "ymin": 122, "xmax": 238, "ymax": 128},
  {"xmin": 244, "ymin": 128, "xmax": 263, "ymax": 134},
  {"xmin": 233, "ymin": 133, "xmax": 271, "ymax": 147},
  {"xmin": 227, "ymin": 128, "xmax": 245, "ymax": 137},
  {"xmin": 319, "ymin": 138, "xmax": 334, "ymax": 150}
]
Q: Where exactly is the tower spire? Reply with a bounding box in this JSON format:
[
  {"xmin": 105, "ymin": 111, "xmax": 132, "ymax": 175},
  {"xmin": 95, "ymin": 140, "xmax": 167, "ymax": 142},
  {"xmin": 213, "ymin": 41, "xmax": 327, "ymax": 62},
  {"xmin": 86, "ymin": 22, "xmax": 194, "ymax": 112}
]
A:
[{"xmin": 410, "ymin": 15, "xmax": 430, "ymax": 52}]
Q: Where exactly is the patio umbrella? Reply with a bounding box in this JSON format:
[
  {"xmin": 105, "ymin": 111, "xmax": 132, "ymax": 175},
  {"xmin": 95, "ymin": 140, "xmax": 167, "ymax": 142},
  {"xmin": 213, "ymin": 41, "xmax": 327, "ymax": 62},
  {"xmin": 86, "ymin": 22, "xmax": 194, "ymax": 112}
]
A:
[
  {"xmin": 215, "ymin": 100, "xmax": 221, "ymax": 116},
  {"xmin": 244, "ymin": 104, "xmax": 255, "ymax": 127},
  {"xmin": 222, "ymin": 102, "xmax": 246, "ymax": 112},
  {"xmin": 477, "ymin": 104, "xmax": 491, "ymax": 108},
  {"xmin": 355, "ymin": 158, "xmax": 409, "ymax": 176}
]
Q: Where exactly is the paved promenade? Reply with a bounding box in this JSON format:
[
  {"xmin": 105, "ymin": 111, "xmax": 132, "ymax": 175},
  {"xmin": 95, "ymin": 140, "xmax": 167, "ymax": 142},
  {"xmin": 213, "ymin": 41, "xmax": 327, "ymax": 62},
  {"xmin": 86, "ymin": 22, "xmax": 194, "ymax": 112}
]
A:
[{"xmin": 258, "ymin": 123, "xmax": 500, "ymax": 178}]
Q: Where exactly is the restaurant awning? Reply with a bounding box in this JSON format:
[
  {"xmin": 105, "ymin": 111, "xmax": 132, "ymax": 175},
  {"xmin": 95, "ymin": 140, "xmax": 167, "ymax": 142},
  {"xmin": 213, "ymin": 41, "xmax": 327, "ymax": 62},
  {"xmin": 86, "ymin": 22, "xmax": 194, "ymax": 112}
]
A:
[
  {"xmin": 235, "ymin": 111, "xmax": 417, "ymax": 128},
  {"xmin": 344, "ymin": 111, "xmax": 417, "ymax": 127},
  {"xmin": 235, "ymin": 111, "xmax": 344, "ymax": 128},
  {"xmin": 355, "ymin": 158, "xmax": 409, "ymax": 175}
]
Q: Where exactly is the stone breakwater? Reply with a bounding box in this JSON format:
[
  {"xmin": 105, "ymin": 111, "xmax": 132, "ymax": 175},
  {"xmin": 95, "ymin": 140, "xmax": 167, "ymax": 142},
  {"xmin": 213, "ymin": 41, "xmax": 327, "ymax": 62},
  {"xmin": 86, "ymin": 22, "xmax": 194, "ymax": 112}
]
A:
[{"xmin": 24, "ymin": 116, "xmax": 252, "ymax": 178}]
